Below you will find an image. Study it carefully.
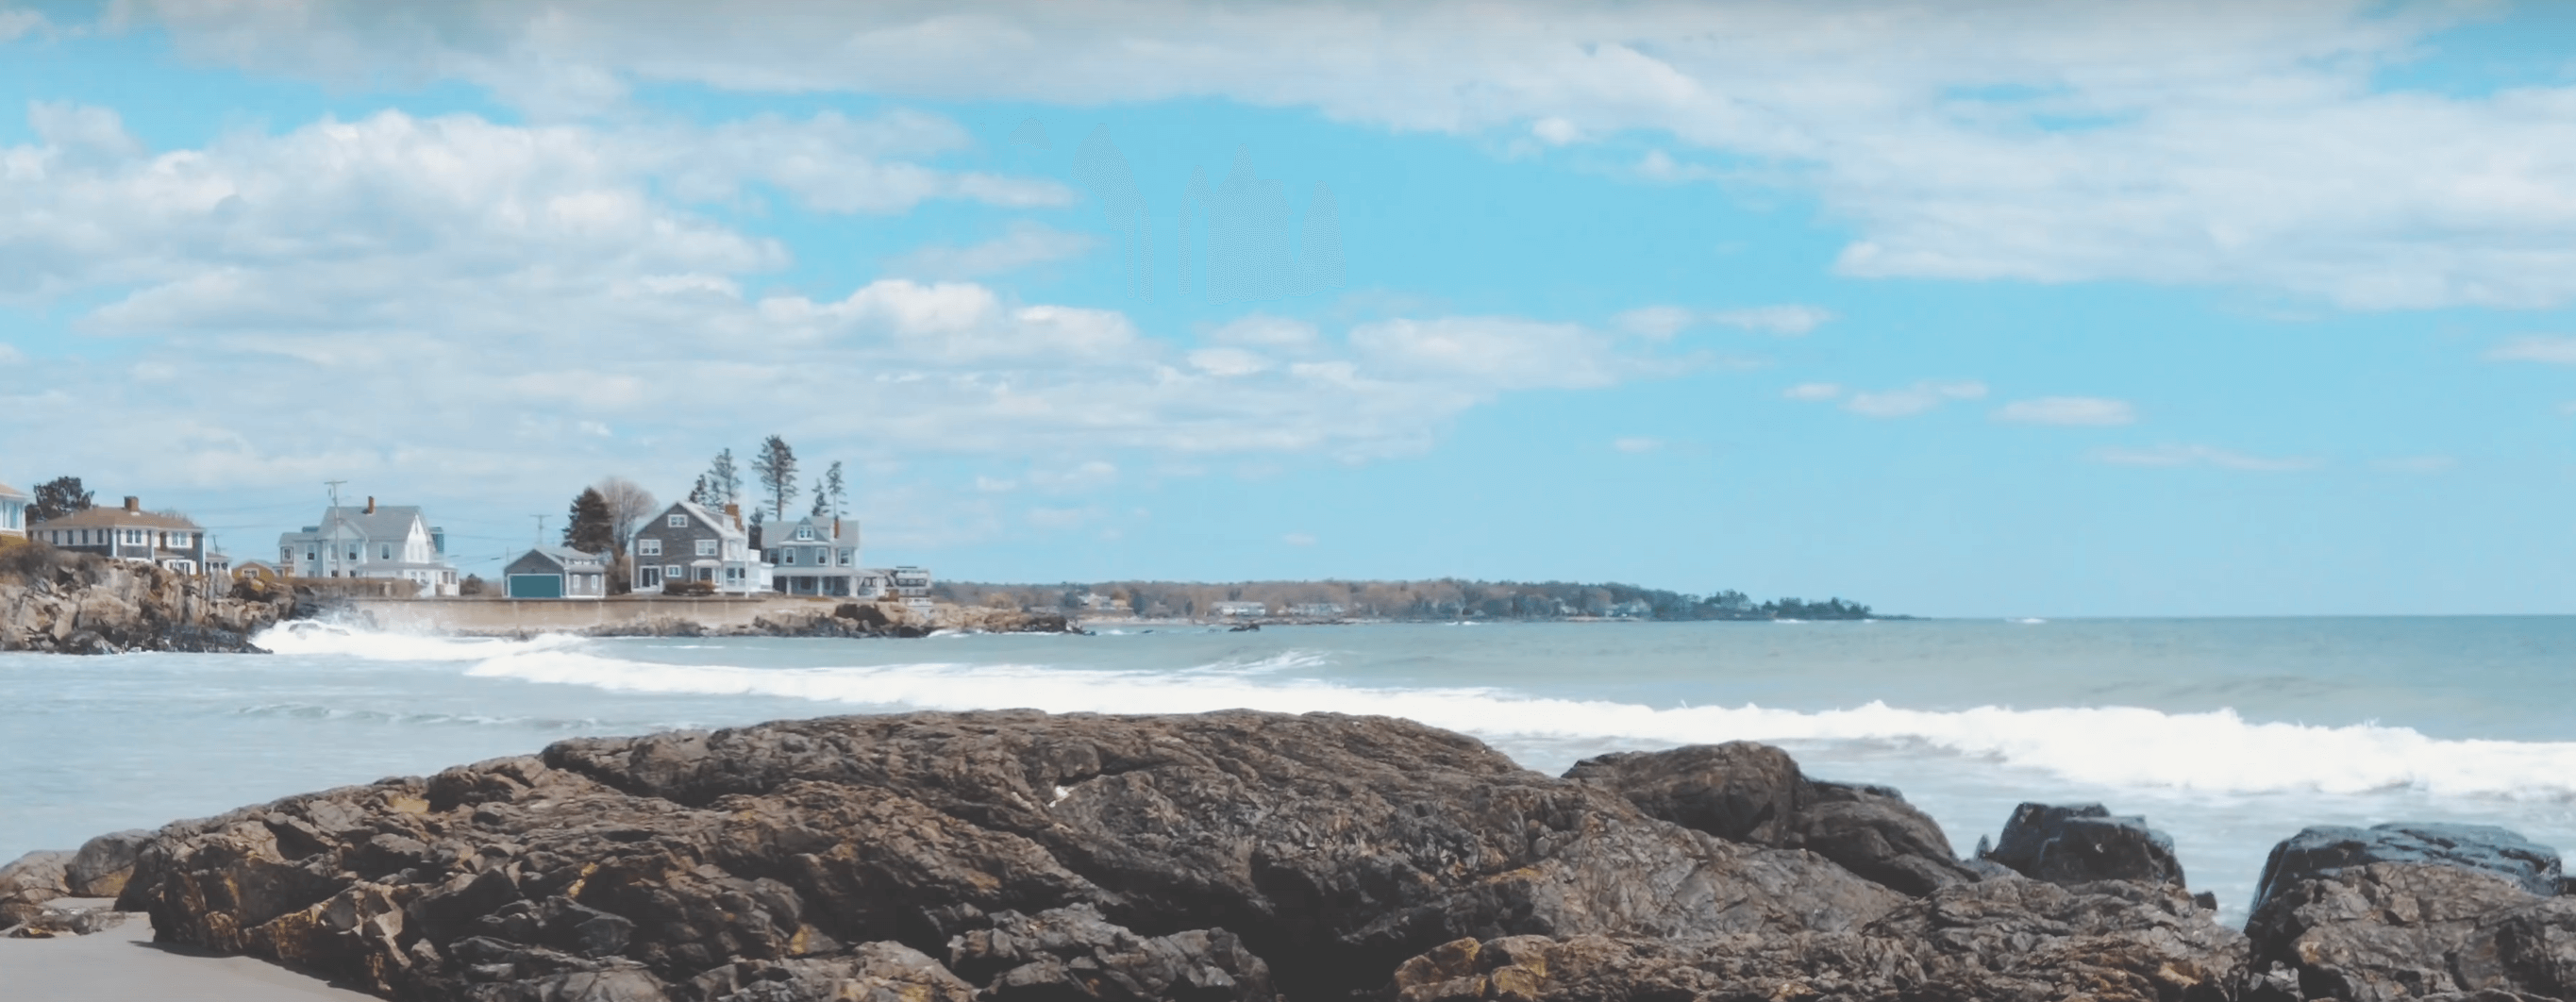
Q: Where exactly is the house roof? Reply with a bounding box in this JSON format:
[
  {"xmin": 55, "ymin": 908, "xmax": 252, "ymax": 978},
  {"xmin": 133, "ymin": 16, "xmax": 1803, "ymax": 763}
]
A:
[
  {"xmin": 31, "ymin": 506, "xmax": 201, "ymax": 531},
  {"xmin": 662, "ymin": 500, "xmax": 745, "ymax": 538},
  {"xmin": 515, "ymin": 546, "xmax": 609, "ymax": 569},
  {"xmin": 0, "ymin": 482, "xmax": 26, "ymax": 500},
  {"xmin": 772, "ymin": 514, "xmax": 859, "ymax": 545},
  {"xmin": 294, "ymin": 505, "xmax": 428, "ymax": 541}
]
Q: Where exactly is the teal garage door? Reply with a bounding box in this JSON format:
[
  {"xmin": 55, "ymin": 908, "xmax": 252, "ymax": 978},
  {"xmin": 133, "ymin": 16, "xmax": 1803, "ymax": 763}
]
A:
[{"xmin": 507, "ymin": 574, "xmax": 563, "ymax": 598}]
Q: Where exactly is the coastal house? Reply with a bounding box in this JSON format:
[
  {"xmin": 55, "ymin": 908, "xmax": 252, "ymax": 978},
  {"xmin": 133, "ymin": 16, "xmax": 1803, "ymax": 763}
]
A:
[
  {"xmin": 503, "ymin": 547, "xmax": 611, "ymax": 599},
  {"xmin": 761, "ymin": 515, "xmax": 866, "ymax": 596},
  {"xmin": 29, "ymin": 496, "xmax": 210, "ymax": 573},
  {"xmin": 1287, "ymin": 602, "xmax": 1347, "ymax": 619},
  {"xmin": 629, "ymin": 501, "xmax": 772, "ymax": 594},
  {"xmin": 0, "ymin": 480, "xmax": 26, "ymax": 540},
  {"xmin": 277, "ymin": 497, "xmax": 462, "ymax": 596},
  {"xmin": 1211, "ymin": 600, "xmax": 1267, "ymax": 618}
]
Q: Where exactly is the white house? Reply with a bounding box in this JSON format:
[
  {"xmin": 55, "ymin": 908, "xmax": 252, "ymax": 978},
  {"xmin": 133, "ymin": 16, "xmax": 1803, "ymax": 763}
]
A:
[
  {"xmin": 277, "ymin": 497, "xmax": 461, "ymax": 596},
  {"xmin": 1211, "ymin": 600, "xmax": 1267, "ymax": 617},
  {"xmin": 0, "ymin": 480, "xmax": 27, "ymax": 540}
]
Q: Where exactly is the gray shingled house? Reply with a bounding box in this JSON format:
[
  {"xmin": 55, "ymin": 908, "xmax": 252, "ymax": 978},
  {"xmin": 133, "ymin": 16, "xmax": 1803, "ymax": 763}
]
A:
[
  {"xmin": 628, "ymin": 500, "xmax": 771, "ymax": 594},
  {"xmin": 503, "ymin": 547, "xmax": 611, "ymax": 599}
]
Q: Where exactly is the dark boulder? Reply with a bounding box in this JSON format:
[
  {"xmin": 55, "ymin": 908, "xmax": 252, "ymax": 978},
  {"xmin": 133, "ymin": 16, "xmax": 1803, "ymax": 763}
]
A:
[
  {"xmin": 0, "ymin": 849, "xmax": 72, "ymax": 926},
  {"xmin": 1988, "ymin": 802, "xmax": 2186, "ymax": 888},
  {"xmin": 66, "ymin": 828, "xmax": 152, "ymax": 897},
  {"xmin": 946, "ymin": 904, "xmax": 1275, "ymax": 1001},
  {"xmin": 2250, "ymin": 823, "xmax": 2563, "ymax": 915},
  {"xmin": 1562, "ymin": 742, "xmax": 1803, "ymax": 845},
  {"xmin": 1564, "ymin": 743, "xmax": 1988, "ymax": 895},
  {"xmin": 2244, "ymin": 860, "xmax": 2576, "ymax": 1001}
]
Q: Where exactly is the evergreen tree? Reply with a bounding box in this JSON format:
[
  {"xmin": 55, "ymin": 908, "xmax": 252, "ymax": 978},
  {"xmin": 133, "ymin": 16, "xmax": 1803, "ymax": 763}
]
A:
[
  {"xmin": 562, "ymin": 487, "xmax": 615, "ymax": 555},
  {"xmin": 811, "ymin": 460, "xmax": 845, "ymax": 519},
  {"xmin": 751, "ymin": 435, "xmax": 797, "ymax": 521},
  {"xmin": 29, "ymin": 476, "xmax": 93, "ymax": 524},
  {"xmin": 703, "ymin": 449, "xmax": 741, "ymax": 508},
  {"xmin": 687, "ymin": 475, "xmax": 710, "ymax": 507}
]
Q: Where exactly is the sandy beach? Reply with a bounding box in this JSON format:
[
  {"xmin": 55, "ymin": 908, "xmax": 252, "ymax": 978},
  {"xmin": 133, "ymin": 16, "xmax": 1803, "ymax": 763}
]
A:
[{"xmin": 0, "ymin": 899, "xmax": 374, "ymax": 1002}]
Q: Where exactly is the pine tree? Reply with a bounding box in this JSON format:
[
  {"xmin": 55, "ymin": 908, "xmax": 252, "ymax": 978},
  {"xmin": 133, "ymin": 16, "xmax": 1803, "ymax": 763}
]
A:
[
  {"xmin": 811, "ymin": 460, "xmax": 845, "ymax": 519},
  {"xmin": 687, "ymin": 475, "xmax": 710, "ymax": 507},
  {"xmin": 751, "ymin": 435, "xmax": 797, "ymax": 521},
  {"xmin": 562, "ymin": 487, "xmax": 615, "ymax": 555},
  {"xmin": 705, "ymin": 449, "xmax": 741, "ymax": 508}
]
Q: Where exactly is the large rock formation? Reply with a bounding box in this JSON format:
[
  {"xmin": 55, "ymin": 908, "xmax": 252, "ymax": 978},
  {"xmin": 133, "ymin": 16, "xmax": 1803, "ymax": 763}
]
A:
[
  {"xmin": 1988, "ymin": 801, "xmax": 2188, "ymax": 889},
  {"xmin": 0, "ymin": 546, "xmax": 293, "ymax": 654},
  {"xmin": 113, "ymin": 711, "xmax": 1914, "ymax": 1002},
  {"xmin": 2244, "ymin": 825, "xmax": 2575, "ymax": 1001},
  {"xmin": 1564, "ymin": 741, "xmax": 1992, "ymax": 895}
]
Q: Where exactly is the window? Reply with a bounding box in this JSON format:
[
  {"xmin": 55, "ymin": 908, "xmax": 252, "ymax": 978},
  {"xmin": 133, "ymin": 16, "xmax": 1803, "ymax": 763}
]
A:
[
  {"xmin": 380, "ymin": 544, "xmax": 393, "ymax": 560},
  {"xmin": 306, "ymin": 547, "xmax": 318, "ymax": 562},
  {"xmin": 668, "ymin": 513, "xmax": 688, "ymax": 527},
  {"xmin": 695, "ymin": 539, "xmax": 717, "ymax": 557},
  {"xmin": 664, "ymin": 564, "xmax": 682, "ymax": 580},
  {"xmin": 795, "ymin": 526, "xmax": 812, "ymax": 540},
  {"xmin": 838, "ymin": 549, "xmax": 853, "ymax": 565},
  {"xmin": 781, "ymin": 549, "xmax": 796, "ymax": 565},
  {"xmin": 638, "ymin": 539, "xmax": 661, "ymax": 557}
]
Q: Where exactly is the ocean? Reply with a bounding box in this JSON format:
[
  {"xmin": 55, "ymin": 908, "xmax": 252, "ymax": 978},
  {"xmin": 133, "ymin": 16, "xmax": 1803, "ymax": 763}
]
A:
[{"xmin": 5, "ymin": 616, "xmax": 2571, "ymax": 923}]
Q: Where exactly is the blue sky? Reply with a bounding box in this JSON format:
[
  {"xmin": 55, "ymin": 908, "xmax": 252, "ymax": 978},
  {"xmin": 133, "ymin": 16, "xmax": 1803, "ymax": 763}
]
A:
[{"xmin": 5, "ymin": 1, "xmax": 2576, "ymax": 616}]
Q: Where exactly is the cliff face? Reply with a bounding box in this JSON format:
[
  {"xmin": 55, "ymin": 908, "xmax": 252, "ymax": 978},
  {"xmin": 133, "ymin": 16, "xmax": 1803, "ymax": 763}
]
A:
[{"xmin": 0, "ymin": 547, "xmax": 295, "ymax": 654}]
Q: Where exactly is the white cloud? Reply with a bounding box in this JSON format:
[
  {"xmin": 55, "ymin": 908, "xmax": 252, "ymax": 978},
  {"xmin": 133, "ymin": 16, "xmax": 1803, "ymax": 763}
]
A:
[
  {"xmin": 1281, "ymin": 532, "xmax": 1317, "ymax": 546},
  {"xmin": 1612, "ymin": 437, "xmax": 1661, "ymax": 453},
  {"xmin": 1211, "ymin": 315, "xmax": 1321, "ymax": 350},
  {"xmin": 1705, "ymin": 305, "xmax": 1834, "ymax": 336},
  {"xmin": 1782, "ymin": 382, "xmax": 1843, "ymax": 401},
  {"xmin": 1842, "ymin": 380, "xmax": 1987, "ymax": 418},
  {"xmin": 1992, "ymin": 396, "xmax": 2137, "ymax": 426},
  {"xmin": 2485, "ymin": 335, "xmax": 2576, "ymax": 364},
  {"xmin": 116, "ymin": 1, "xmax": 2576, "ymax": 309},
  {"xmin": 0, "ymin": 8, "xmax": 44, "ymax": 42},
  {"xmin": 1186, "ymin": 347, "xmax": 1272, "ymax": 377},
  {"xmin": 2093, "ymin": 443, "xmax": 2321, "ymax": 472},
  {"xmin": 1348, "ymin": 316, "xmax": 1647, "ymax": 391},
  {"xmin": 1614, "ymin": 304, "xmax": 1832, "ymax": 338},
  {"xmin": 884, "ymin": 221, "xmax": 1094, "ymax": 278}
]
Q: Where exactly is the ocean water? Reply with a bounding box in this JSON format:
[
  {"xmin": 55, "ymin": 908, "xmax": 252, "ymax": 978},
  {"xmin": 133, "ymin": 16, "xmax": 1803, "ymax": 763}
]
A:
[{"xmin": 4, "ymin": 617, "xmax": 2571, "ymax": 923}]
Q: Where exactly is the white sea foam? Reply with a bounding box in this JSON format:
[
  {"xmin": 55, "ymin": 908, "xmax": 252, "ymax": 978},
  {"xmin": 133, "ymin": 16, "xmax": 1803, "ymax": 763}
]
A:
[{"xmin": 264, "ymin": 626, "xmax": 2576, "ymax": 802}]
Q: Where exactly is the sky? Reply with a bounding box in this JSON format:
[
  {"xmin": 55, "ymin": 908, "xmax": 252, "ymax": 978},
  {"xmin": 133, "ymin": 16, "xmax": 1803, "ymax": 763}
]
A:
[{"xmin": 5, "ymin": 1, "xmax": 2576, "ymax": 617}]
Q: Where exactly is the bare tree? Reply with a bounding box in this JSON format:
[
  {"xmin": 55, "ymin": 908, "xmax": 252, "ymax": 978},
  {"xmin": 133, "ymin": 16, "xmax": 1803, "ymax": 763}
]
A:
[{"xmin": 594, "ymin": 477, "xmax": 658, "ymax": 552}]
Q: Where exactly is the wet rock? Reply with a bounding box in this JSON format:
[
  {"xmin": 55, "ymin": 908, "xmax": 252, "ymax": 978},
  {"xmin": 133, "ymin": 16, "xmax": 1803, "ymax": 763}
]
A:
[
  {"xmin": 1564, "ymin": 743, "xmax": 1988, "ymax": 895},
  {"xmin": 1989, "ymin": 801, "xmax": 2186, "ymax": 888},
  {"xmin": 67, "ymin": 828, "xmax": 153, "ymax": 897},
  {"xmin": 2244, "ymin": 860, "xmax": 2576, "ymax": 1001},
  {"xmin": 4, "ymin": 903, "xmax": 138, "ymax": 938},
  {"xmin": 2250, "ymin": 823, "xmax": 2564, "ymax": 915},
  {"xmin": 1388, "ymin": 877, "xmax": 2248, "ymax": 1002}
]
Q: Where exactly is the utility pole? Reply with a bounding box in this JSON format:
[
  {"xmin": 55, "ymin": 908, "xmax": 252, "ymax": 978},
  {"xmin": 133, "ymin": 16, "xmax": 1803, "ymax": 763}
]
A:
[{"xmin": 533, "ymin": 515, "xmax": 548, "ymax": 547}]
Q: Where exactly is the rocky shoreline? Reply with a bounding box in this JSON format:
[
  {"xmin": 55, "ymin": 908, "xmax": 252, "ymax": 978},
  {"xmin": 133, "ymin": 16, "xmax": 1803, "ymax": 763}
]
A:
[
  {"xmin": 0, "ymin": 548, "xmax": 296, "ymax": 655},
  {"xmin": 1, "ymin": 710, "xmax": 2568, "ymax": 1001}
]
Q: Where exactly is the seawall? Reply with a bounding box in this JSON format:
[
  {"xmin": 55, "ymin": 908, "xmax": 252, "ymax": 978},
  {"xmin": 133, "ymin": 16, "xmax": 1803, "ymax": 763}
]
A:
[{"xmin": 341, "ymin": 594, "xmax": 845, "ymax": 634}]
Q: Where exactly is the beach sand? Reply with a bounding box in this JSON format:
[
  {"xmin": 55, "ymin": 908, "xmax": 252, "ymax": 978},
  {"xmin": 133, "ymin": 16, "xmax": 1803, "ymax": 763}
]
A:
[{"xmin": 0, "ymin": 899, "xmax": 376, "ymax": 1001}]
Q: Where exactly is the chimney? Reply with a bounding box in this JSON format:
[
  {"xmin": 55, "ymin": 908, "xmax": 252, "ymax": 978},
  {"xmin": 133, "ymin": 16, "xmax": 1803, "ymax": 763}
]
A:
[
  {"xmin": 124, "ymin": 496, "xmax": 140, "ymax": 512},
  {"xmin": 725, "ymin": 503, "xmax": 741, "ymax": 529},
  {"xmin": 831, "ymin": 517, "xmax": 840, "ymax": 539},
  {"xmin": 365, "ymin": 496, "xmax": 376, "ymax": 515}
]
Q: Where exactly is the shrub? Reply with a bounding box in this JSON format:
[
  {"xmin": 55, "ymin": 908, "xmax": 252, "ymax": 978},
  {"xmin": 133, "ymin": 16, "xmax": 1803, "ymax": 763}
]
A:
[{"xmin": 662, "ymin": 578, "xmax": 716, "ymax": 597}]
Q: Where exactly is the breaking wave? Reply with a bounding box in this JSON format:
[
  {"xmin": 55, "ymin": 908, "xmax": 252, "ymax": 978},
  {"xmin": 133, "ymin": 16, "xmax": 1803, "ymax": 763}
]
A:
[{"xmin": 250, "ymin": 623, "xmax": 2576, "ymax": 801}]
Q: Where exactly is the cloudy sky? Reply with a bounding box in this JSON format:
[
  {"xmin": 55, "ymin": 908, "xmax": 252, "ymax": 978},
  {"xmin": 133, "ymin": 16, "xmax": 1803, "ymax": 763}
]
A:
[{"xmin": 6, "ymin": 1, "xmax": 2576, "ymax": 616}]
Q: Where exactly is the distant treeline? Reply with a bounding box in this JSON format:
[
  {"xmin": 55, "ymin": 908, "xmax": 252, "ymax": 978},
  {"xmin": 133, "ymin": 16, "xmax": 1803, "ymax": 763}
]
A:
[{"xmin": 928, "ymin": 578, "xmax": 1884, "ymax": 622}]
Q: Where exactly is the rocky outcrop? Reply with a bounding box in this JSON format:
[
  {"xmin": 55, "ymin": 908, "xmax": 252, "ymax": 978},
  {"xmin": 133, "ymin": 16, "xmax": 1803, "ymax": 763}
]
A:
[
  {"xmin": 0, "ymin": 849, "xmax": 73, "ymax": 926},
  {"xmin": 114, "ymin": 711, "xmax": 1908, "ymax": 1002},
  {"xmin": 1564, "ymin": 741, "xmax": 1990, "ymax": 895},
  {"xmin": 1389, "ymin": 878, "xmax": 2247, "ymax": 1002},
  {"xmin": 0, "ymin": 547, "xmax": 294, "ymax": 654},
  {"xmin": 2243, "ymin": 825, "xmax": 2574, "ymax": 1001},
  {"xmin": 2250, "ymin": 823, "xmax": 2564, "ymax": 913},
  {"xmin": 1987, "ymin": 801, "xmax": 2188, "ymax": 888},
  {"xmin": 66, "ymin": 828, "xmax": 152, "ymax": 897}
]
